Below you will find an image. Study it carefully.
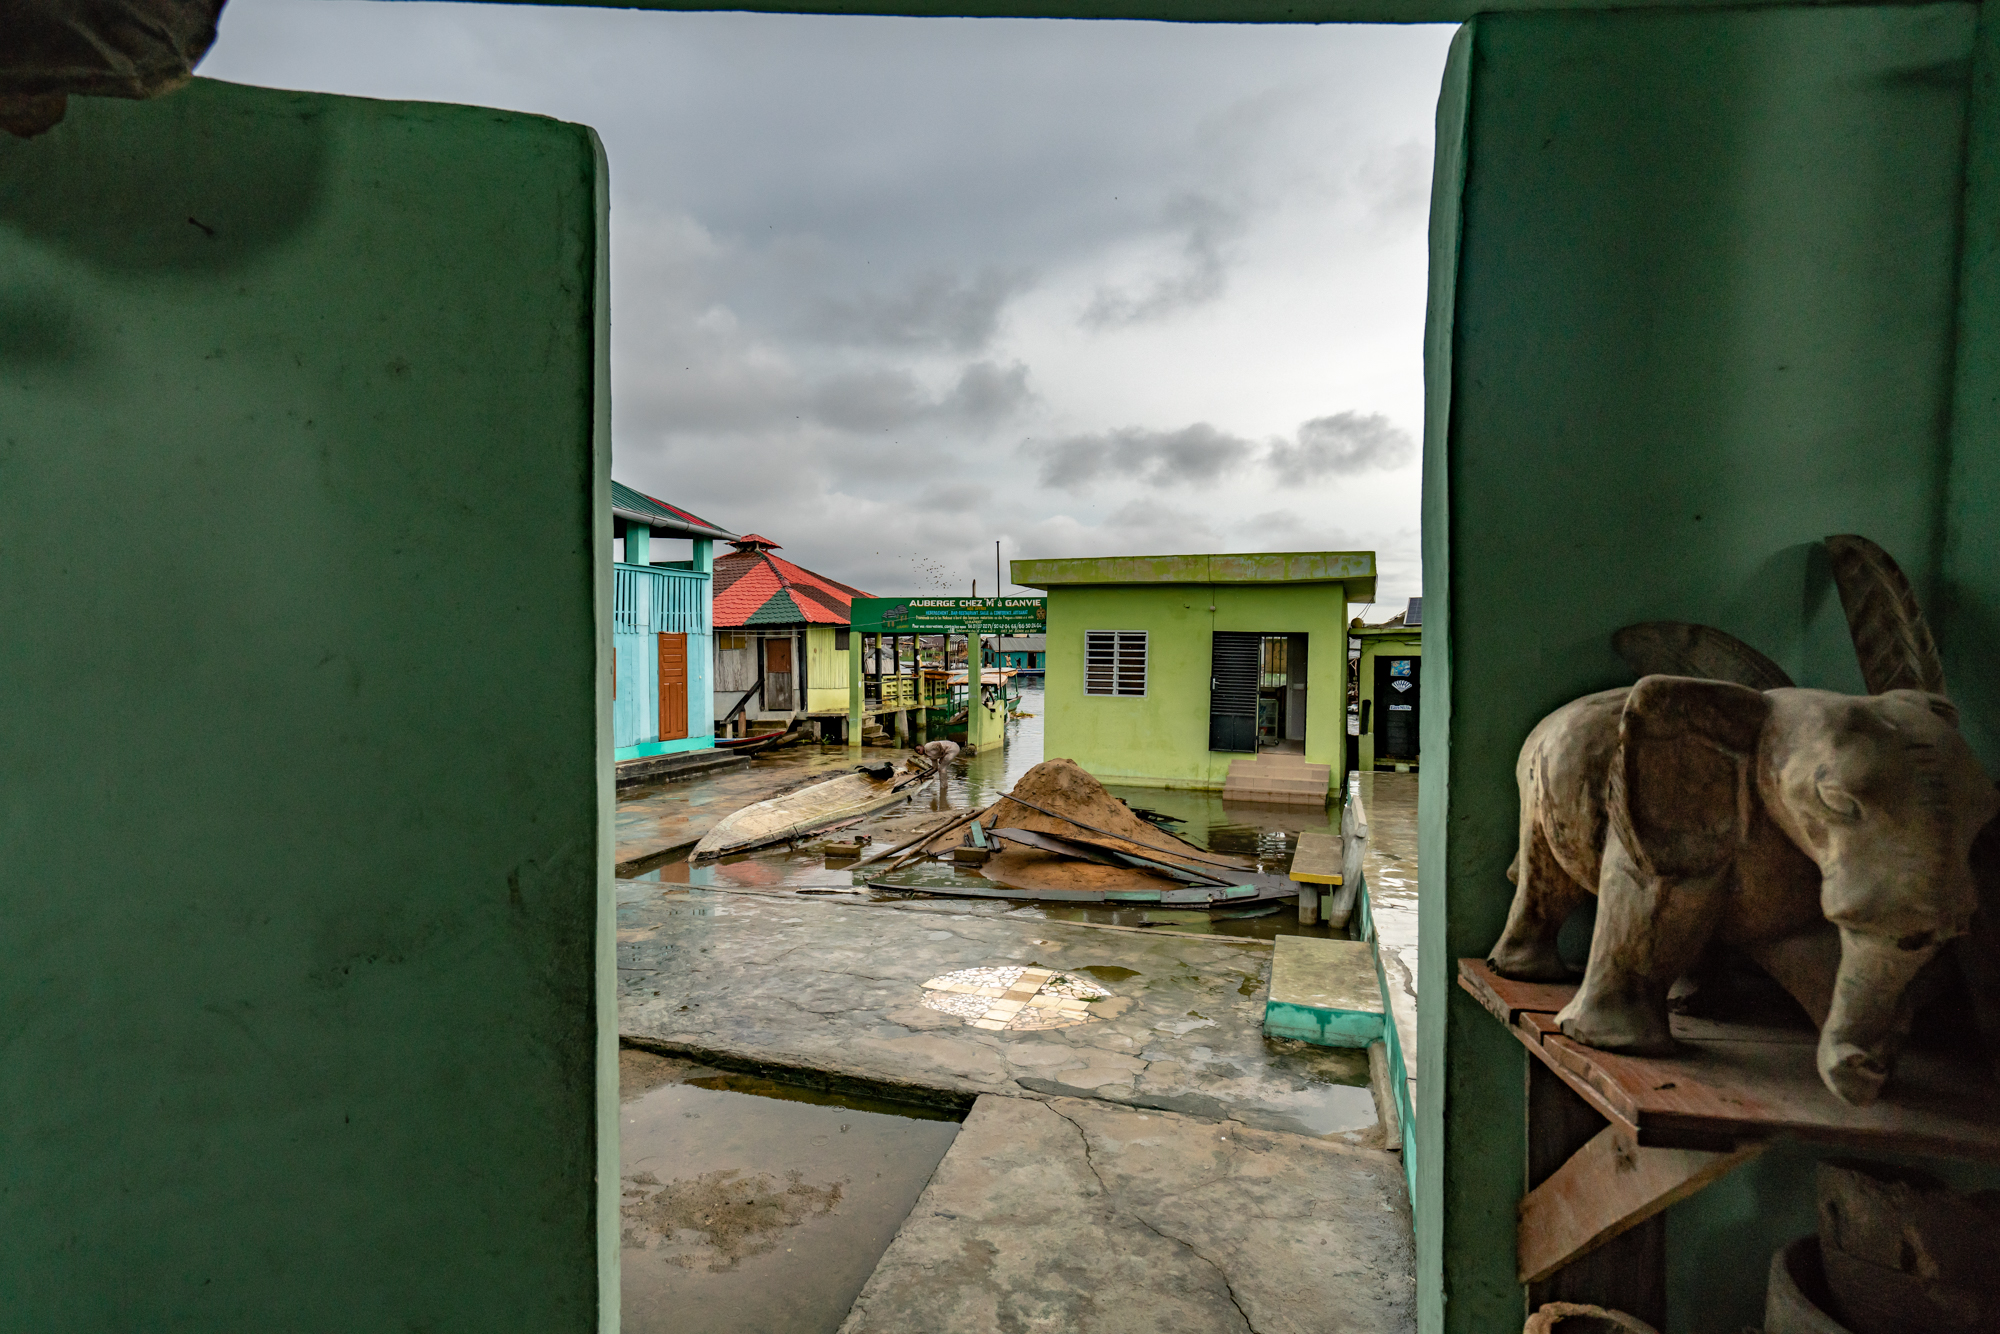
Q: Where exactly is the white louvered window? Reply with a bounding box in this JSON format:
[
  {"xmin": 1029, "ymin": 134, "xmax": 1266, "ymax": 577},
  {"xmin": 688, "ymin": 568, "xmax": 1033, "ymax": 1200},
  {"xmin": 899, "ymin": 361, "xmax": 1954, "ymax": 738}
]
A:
[{"xmin": 1084, "ymin": 631, "xmax": 1147, "ymax": 696}]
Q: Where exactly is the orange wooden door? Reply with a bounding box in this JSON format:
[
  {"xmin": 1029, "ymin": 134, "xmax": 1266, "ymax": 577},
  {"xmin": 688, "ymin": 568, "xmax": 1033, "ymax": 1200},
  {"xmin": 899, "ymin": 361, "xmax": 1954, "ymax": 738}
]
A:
[{"xmin": 657, "ymin": 633, "xmax": 688, "ymax": 740}]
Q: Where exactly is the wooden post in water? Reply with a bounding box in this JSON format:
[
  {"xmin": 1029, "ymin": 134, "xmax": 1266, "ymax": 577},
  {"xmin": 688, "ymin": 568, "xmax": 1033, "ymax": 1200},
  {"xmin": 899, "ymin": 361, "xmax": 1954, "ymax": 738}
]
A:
[{"xmin": 847, "ymin": 627, "xmax": 863, "ymax": 747}]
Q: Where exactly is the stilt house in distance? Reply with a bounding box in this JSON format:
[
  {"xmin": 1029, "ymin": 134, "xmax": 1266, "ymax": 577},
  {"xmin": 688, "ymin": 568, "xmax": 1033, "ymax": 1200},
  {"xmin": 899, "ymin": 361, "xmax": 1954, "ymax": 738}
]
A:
[{"xmin": 712, "ymin": 535, "xmax": 872, "ymax": 734}]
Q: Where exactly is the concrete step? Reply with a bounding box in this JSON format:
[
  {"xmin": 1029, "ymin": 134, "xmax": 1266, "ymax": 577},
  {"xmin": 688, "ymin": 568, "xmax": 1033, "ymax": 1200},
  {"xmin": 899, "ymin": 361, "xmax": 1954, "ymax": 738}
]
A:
[
  {"xmin": 1226, "ymin": 764, "xmax": 1330, "ymax": 785},
  {"xmin": 1263, "ymin": 936, "xmax": 1383, "ymax": 1047},
  {"xmin": 1227, "ymin": 753, "xmax": 1326, "ymax": 769},
  {"xmin": 1227, "ymin": 779, "xmax": 1329, "ymax": 797},
  {"xmin": 1224, "ymin": 791, "xmax": 1327, "ymax": 807},
  {"xmin": 1227, "ymin": 797, "xmax": 1325, "ymax": 808}
]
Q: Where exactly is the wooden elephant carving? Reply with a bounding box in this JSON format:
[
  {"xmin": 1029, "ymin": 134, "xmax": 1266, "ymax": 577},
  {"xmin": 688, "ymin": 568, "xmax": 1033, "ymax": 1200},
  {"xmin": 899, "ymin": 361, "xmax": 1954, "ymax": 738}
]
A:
[{"xmin": 1487, "ymin": 537, "xmax": 2000, "ymax": 1107}]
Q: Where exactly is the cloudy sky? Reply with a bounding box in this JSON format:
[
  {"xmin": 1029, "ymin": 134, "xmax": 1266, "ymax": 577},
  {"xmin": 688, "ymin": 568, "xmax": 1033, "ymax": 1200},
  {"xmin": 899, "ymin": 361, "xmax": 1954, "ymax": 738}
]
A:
[{"xmin": 204, "ymin": 4, "xmax": 1451, "ymax": 610}]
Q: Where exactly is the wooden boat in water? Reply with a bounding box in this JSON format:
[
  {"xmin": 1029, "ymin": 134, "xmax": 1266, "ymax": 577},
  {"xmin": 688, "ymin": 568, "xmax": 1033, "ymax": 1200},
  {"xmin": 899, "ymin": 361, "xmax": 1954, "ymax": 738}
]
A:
[
  {"xmin": 690, "ymin": 760, "xmax": 931, "ymax": 861},
  {"xmin": 715, "ymin": 729, "xmax": 788, "ymax": 750},
  {"xmin": 714, "ymin": 727, "xmax": 805, "ymax": 756}
]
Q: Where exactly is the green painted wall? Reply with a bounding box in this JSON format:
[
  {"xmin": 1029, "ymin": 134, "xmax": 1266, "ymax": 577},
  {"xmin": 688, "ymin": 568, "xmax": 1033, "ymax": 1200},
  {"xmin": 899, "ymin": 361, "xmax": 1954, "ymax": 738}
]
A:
[
  {"xmin": 0, "ymin": 80, "xmax": 612, "ymax": 1331},
  {"xmin": 1042, "ymin": 582, "xmax": 1349, "ymax": 788},
  {"xmin": 1354, "ymin": 629, "xmax": 1422, "ymax": 771},
  {"xmin": 1943, "ymin": 2, "xmax": 2000, "ymax": 770},
  {"xmin": 1418, "ymin": 8, "xmax": 1977, "ymax": 1332},
  {"xmin": 1018, "ymin": 549, "xmax": 1375, "ymax": 594},
  {"xmin": 966, "ymin": 679, "xmax": 1008, "ymax": 751}
]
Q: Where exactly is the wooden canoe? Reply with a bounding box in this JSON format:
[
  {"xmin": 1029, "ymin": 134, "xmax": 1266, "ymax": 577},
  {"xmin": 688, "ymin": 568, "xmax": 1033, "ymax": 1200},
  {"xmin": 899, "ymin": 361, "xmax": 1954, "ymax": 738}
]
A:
[
  {"xmin": 715, "ymin": 729, "xmax": 789, "ymax": 750},
  {"xmin": 690, "ymin": 762, "xmax": 928, "ymax": 860}
]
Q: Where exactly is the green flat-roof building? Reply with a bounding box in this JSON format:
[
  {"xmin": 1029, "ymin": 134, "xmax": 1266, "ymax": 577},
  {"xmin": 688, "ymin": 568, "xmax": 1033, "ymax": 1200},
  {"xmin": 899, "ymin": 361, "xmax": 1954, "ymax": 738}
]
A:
[
  {"xmin": 1012, "ymin": 552, "xmax": 1375, "ymax": 798},
  {"xmin": 1352, "ymin": 599, "xmax": 1424, "ymax": 773}
]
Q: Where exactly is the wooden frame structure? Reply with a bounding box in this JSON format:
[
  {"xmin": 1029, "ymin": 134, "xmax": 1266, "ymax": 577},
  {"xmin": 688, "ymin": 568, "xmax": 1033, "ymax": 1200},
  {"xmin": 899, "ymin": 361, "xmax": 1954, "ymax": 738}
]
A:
[{"xmin": 1458, "ymin": 958, "xmax": 2000, "ymax": 1327}]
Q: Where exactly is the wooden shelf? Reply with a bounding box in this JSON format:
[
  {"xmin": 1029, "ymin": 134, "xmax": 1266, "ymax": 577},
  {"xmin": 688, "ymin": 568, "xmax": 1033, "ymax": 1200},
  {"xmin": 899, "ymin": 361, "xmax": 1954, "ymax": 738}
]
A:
[
  {"xmin": 1458, "ymin": 957, "xmax": 2000, "ymax": 1159},
  {"xmin": 1457, "ymin": 957, "xmax": 2000, "ymax": 1320}
]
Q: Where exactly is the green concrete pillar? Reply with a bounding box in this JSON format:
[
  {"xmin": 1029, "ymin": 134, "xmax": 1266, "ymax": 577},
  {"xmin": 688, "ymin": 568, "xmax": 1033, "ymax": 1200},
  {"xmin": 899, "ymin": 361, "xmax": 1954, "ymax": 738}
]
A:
[
  {"xmin": 847, "ymin": 631, "xmax": 863, "ymax": 748},
  {"xmin": 692, "ymin": 538, "xmax": 712, "ymax": 573},
  {"xmin": 623, "ymin": 520, "xmax": 649, "ymax": 567},
  {"xmin": 966, "ymin": 635, "xmax": 1006, "ymax": 754}
]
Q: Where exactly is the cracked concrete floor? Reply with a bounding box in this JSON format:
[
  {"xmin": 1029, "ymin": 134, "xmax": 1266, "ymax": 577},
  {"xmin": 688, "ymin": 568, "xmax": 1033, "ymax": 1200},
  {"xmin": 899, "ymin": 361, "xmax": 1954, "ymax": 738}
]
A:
[
  {"xmin": 618, "ymin": 887, "xmax": 1378, "ymax": 1139},
  {"xmin": 617, "ymin": 879, "xmax": 1416, "ymax": 1332},
  {"xmin": 839, "ymin": 1094, "xmax": 1415, "ymax": 1334}
]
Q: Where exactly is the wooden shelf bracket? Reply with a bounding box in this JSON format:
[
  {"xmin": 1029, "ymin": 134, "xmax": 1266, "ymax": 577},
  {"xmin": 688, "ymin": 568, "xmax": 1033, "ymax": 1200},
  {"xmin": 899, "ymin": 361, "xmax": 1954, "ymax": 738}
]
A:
[{"xmin": 1518, "ymin": 1122, "xmax": 1764, "ymax": 1283}]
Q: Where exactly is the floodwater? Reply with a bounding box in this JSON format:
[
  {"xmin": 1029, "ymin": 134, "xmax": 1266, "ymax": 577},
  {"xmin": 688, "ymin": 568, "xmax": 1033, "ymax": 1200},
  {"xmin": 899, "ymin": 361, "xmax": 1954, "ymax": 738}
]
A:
[
  {"xmin": 627, "ymin": 684, "xmax": 1351, "ymax": 940},
  {"xmin": 950, "ymin": 682, "xmax": 1047, "ymax": 804},
  {"xmin": 620, "ymin": 1048, "xmax": 960, "ymax": 1334}
]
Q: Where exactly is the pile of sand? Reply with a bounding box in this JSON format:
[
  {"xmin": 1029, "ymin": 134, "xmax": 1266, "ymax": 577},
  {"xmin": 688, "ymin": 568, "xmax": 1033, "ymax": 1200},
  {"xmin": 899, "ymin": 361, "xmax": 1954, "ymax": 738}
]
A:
[{"xmin": 980, "ymin": 757, "xmax": 1250, "ymax": 874}]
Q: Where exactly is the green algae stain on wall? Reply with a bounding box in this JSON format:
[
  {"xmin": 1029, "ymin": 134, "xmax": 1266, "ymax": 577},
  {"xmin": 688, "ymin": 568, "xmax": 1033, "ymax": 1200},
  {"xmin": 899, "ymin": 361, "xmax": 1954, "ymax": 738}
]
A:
[{"xmin": 0, "ymin": 80, "xmax": 608, "ymax": 1331}]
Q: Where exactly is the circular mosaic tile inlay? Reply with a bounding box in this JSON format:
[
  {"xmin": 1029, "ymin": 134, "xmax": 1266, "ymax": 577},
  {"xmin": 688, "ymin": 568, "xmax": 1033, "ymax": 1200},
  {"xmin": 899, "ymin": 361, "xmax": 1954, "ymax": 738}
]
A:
[{"xmin": 919, "ymin": 964, "xmax": 1112, "ymax": 1032}]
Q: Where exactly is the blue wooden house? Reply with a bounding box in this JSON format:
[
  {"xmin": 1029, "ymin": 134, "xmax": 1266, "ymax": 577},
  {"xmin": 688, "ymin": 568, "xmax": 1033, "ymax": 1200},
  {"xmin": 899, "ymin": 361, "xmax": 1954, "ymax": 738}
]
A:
[
  {"xmin": 985, "ymin": 634, "xmax": 1046, "ymax": 677},
  {"xmin": 612, "ymin": 482, "xmax": 733, "ymax": 760}
]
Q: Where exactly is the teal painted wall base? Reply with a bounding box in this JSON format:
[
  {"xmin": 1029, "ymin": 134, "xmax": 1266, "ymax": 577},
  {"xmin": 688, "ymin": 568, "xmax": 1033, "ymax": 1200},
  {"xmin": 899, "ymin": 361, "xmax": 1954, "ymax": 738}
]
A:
[
  {"xmin": 1263, "ymin": 1000, "xmax": 1383, "ymax": 1046},
  {"xmin": 1351, "ymin": 848, "xmax": 1420, "ymax": 1209},
  {"xmin": 615, "ymin": 736, "xmax": 716, "ymax": 761}
]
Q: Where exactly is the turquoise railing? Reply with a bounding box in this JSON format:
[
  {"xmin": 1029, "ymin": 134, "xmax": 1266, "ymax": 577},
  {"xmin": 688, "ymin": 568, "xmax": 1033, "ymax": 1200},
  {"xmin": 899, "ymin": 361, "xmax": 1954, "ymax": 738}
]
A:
[{"xmin": 614, "ymin": 562, "xmax": 708, "ymax": 635}]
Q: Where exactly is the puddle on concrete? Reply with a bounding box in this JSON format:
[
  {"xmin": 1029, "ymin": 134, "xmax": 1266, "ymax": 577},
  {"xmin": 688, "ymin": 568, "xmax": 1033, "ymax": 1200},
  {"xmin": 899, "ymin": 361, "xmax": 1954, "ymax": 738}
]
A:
[
  {"xmin": 1077, "ymin": 965, "xmax": 1140, "ymax": 983},
  {"xmin": 1254, "ymin": 1038, "xmax": 1378, "ymax": 1134},
  {"xmin": 621, "ymin": 1049, "xmax": 960, "ymax": 1334}
]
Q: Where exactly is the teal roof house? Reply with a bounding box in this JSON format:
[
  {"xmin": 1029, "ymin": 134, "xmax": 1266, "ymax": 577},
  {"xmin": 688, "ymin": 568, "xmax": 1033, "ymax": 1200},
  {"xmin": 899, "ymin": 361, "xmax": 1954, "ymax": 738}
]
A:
[{"xmin": 612, "ymin": 482, "xmax": 734, "ymax": 760}]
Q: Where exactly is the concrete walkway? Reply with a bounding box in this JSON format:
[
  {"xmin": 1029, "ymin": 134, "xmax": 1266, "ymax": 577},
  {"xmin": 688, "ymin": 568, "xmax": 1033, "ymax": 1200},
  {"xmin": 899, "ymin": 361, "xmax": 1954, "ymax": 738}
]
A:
[
  {"xmin": 619, "ymin": 888, "xmax": 1377, "ymax": 1139},
  {"xmin": 840, "ymin": 1094, "xmax": 1415, "ymax": 1334}
]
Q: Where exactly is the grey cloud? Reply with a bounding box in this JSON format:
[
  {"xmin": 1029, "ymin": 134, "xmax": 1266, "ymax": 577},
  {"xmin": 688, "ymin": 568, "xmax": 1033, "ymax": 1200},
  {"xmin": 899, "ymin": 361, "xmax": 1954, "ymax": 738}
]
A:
[
  {"xmin": 1267, "ymin": 412, "xmax": 1415, "ymax": 482},
  {"xmin": 1356, "ymin": 140, "xmax": 1434, "ymax": 225},
  {"xmin": 1032, "ymin": 422, "xmax": 1257, "ymax": 490},
  {"xmin": 805, "ymin": 268, "xmax": 1031, "ymax": 352},
  {"xmin": 810, "ymin": 359, "xmax": 1033, "ymax": 434},
  {"xmin": 1083, "ymin": 193, "xmax": 1244, "ymax": 328},
  {"xmin": 1099, "ymin": 497, "xmax": 1223, "ymax": 547},
  {"xmin": 917, "ymin": 481, "xmax": 989, "ymax": 513},
  {"xmin": 202, "ymin": 7, "xmax": 1449, "ymax": 598},
  {"xmin": 809, "ymin": 369, "xmax": 926, "ymax": 433},
  {"xmin": 941, "ymin": 360, "xmax": 1032, "ymax": 424},
  {"xmin": 1236, "ymin": 508, "xmax": 1373, "ymax": 552},
  {"xmin": 626, "ymin": 339, "xmax": 1033, "ymax": 440}
]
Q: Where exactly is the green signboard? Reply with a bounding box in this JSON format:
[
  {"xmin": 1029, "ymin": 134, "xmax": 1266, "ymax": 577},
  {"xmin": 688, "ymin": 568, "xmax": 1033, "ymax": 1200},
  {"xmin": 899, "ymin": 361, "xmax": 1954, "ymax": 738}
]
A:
[{"xmin": 850, "ymin": 596, "xmax": 1046, "ymax": 634}]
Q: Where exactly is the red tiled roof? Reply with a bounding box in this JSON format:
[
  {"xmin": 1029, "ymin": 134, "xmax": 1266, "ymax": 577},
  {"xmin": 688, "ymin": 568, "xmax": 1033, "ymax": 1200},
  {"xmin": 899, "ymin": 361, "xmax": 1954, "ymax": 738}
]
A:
[
  {"xmin": 712, "ymin": 546, "xmax": 875, "ymax": 628},
  {"xmin": 730, "ymin": 534, "xmax": 781, "ymax": 550}
]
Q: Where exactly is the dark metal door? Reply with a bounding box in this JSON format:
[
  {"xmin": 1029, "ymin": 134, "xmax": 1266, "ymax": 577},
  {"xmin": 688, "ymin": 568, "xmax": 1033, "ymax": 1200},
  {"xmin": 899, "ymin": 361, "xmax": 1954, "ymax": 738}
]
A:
[
  {"xmin": 1209, "ymin": 632, "xmax": 1262, "ymax": 752},
  {"xmin": 1375, "ymin": 655, "xmax": 1421, "ymax": 760}
]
